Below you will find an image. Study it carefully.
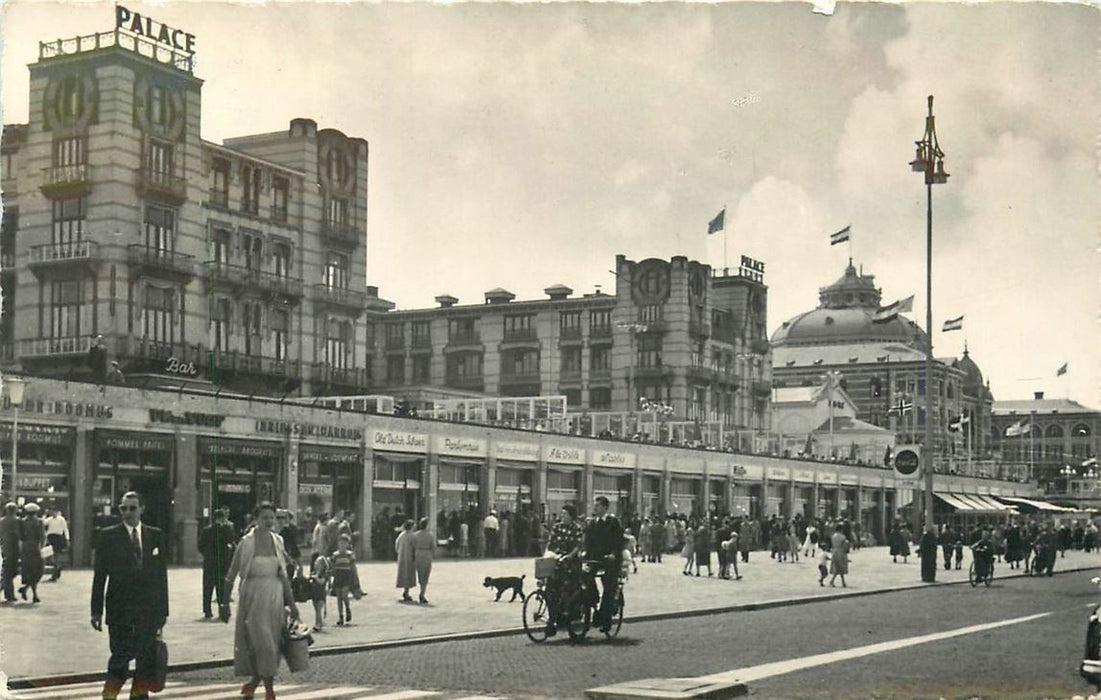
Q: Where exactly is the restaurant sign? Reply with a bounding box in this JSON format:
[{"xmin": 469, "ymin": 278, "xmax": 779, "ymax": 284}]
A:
[
  {"xmin": 546, "ymin": 446, "xmax": 585, "ymax": 465},
  {"xmin": 595, "ymin": 450, "xmax": 636, "ymax": 469},
  {"xmin": 371, "ymin": 430, "xmax": 428, "ymax": 454},
  {"xmin": 299, "ymin": 483, "xmax": 334, "ymax": 496},
  {"xmin": 255, "ymin": 419, "xmax": 362, "ymax": 441},
  {"xmin": 0, "ymin": 424, "xmax": 74, "ymax": 445},
  {"xmin": 436, "ymin": 436, "xmax": 487, "ymax": 458},
  {"xmin": 495, "ymin": 441, "xmax": 540, "ymax": 462}
]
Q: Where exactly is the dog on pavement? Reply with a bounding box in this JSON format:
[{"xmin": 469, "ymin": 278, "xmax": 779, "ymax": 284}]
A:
[{"xmin": 484, "ymin": 575, "xmax": 526, "ymax": 602}]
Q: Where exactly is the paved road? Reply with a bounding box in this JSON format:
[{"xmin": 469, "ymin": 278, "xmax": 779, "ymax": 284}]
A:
[{"xmin": 170, "ymin": 567, "xmax": 1101, "ymax": 699}]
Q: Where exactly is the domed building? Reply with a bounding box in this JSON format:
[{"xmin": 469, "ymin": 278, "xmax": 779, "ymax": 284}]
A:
[{"xmin": 771, "ymin": 261, "xmax": 995, "ymax": 472}]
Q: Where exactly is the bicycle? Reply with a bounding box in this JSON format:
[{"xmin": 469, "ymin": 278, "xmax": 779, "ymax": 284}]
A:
[
  {"xmin": 968, "ymin": 547, "xmax": 994, "ymax": 587},
  {"xmin": 522, "ymin": 555, "xmax": 624, "ymax": 643}
]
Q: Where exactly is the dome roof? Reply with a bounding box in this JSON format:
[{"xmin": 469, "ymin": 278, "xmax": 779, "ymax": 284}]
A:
[
  {"xmin": 957, "ymin": 348, "xmax": 983, "ymax": 393},
  {"xmin": 771, "ymin": 307, "xmax": 925, "ymax": 347}
]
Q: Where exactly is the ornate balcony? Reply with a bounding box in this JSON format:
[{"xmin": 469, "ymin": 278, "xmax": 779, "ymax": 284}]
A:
[
  {"xmin": 136, "ymin": 167, "xmax": 187, "ymax": 205},
  {"xmin": 311, "ymin": 284, "xmax": 368, "ymax": 314},
  {"xmin": 500, "ymin": 371, "xmax": 541, "ymax": 385},
  {"xmin": 270, "ymin": 204, "xmax": 289, "ymax": 224},
  {"xmin": 445, "ymin": 374, "xmax": 485, "ymax": 392},
  {"xmin": 560, "ymin": 327, "xmax": 583, "ymax": 342},
  {"xmin": 559, "ymin": 368, "xmax": 582, "ymax": 384},
  {"xmin": 128, "ymin": 245, "xmax": 196, "ymax": 282},
  {"xmin": 503, "ymin": 328, "xmax": 539, "ymax": 342},
  {"xmin": 589, "ymin": 367, "xmax": 612, "ymax": 383},
  {"xmin": 311, "ymin": 362, "xmax": 371, "ymax": 391},
  {"xmin": 19, "ymin": 335, "xmax": 92, "ymax": 358},
  {"xmin": 589, "ymin": 325, "xmax": 613, "ymax": 340},
  {"xmin": 411, "ymin": 335, "xmax": 433, "ymax": 349},
  {"xmin": 320, "ymin": 220, "xmax": 361, "ymax": 248},
  {"xmin": 446, "ymin": 332, "xmax": 482, "ymax": 349},
  {"xmin": 27, "ymin": 240, "xmax": 101, "ymax": 277},
  {"xmin": 40, "ymin": 164, "xmax": 93, "ymax": 198},
  {"xmin": 385, "ymin": 336, "xmax": 406, "ymax": 351},
  {"xmin": 204, "ymin": 262, "xmax": 304, "ymax": 305}
]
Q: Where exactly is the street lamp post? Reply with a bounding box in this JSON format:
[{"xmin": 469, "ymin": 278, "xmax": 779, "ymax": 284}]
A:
[
  {"xmin": 5, "ymin": 377, "xmax": 26, "ymax": 504},
  {"xmin": 909, "ymin": 95, "xmax": 949, "ymax": 540},
  {"xmin": 617, "ymin": 322, "xmax": 648, "ymax": 413}
]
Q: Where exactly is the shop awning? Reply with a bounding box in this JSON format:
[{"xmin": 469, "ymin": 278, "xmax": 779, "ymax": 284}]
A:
[
  {"xmin": 966, "ymin": 494, "xmax": 1018, "ymax": 513},
  {"xmin": 935, "ymin": 492, "xmax": 979, "ymax": 511},
  {"xmin": 995, "ymin": 495, "xmax": 1078, "ymax": 513},
  {"xmin": 935, "ymin": 492, "xmax": 1017, "ymax": 514}
]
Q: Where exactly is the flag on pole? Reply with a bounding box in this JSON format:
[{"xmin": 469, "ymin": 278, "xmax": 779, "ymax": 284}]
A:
[
  {"xmin": 942, "ymin": 315, "xmax": 964, "ymax": 332},
  {"xmin": 1083, "ymin": 457, "xmax": 1099, "ymax": 468},
  {"xmin": 1005, "ymin": 419, "xmax": 1030, "ymax": 437},
  {"xmin": 1057, "ymin": 362, "xmax": 1068, "ymax": 376},
  {"xmin": 948, "ymin": 413, "xmax": 971, "ymax": 432},
  {"xmin": 873, "ymin": 295, "xmax": 914, "ymax": 323},
  {"xmin": 708, "ymin": 209, "xmax": 725, "ymax": 235},
  {"xmin": 829, "ymin": 225, "xmax": 851, "ymax": 245},
  {"xmin": 886, "ymin": 398, "xmax": 913, "ymax": 416}
]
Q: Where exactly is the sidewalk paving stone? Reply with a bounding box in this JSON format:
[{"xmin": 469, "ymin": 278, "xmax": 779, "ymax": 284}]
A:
[{"xmin": 2, "ymin": 546, "xmax": 1098, "ymax": 681}]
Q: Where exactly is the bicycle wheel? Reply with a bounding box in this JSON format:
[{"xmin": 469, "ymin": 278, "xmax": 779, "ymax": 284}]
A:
[
  {"xmin": 968, "ymin": 561, "xmax": 978, "ymax": 587},
  {"xmin": 984, "ymin": 562, "xmax": 994, "ymax": 587},
  {"xmin": 522, "ymin": 589, "xmax": 550, "ymax": 643},
  {"xmin": 565, "ymin": 593, "xmax": 591, "ymax": 642},
  {"xmin": 603, "ymin": 590, "xmax": 624, "ymax": 639}
]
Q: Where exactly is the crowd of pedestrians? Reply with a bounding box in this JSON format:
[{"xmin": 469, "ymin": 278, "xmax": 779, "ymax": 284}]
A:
[{"xmin": 0, "ymin": 502, "xmax": 70, "ymax": 605}]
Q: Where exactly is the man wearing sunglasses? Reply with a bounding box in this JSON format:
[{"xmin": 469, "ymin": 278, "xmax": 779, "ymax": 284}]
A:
[{"xmin": 90, "ymin": 491, "xmax": 170, "ymax": 700}]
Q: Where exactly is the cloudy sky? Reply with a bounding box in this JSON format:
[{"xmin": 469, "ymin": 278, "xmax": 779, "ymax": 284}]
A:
[{"xmin": 2, "ymin": 1, "xmax": 1097, "ymax": 408}]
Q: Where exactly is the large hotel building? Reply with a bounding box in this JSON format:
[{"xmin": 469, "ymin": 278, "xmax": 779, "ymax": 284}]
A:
[{"xmin": 0, "ymin": 19, "xmax": 1037, "ymax": 565}]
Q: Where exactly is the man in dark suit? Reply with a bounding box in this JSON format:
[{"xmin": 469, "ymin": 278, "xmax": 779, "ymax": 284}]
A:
[
  {"xmin": 583, "ymin": 496, "xmax": 624, "ymax": 633},
  {"xmin": 90, "ymin": 492, "xmax": 169, "ymax": 700},
  {"xmin": 198, "ymin": 509, "xmax": 235, "ymax": 619}
]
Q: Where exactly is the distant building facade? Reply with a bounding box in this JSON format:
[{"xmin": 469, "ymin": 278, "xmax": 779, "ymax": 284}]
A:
[{"xmin": 991, "ymin": 393, "xmax": 1100, "ymax": 493}]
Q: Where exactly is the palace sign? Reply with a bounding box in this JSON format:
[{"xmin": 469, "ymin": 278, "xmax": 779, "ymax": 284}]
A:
[{"xmin": 116, "ymin": 5, "xmax": 196, "ymax": 54}]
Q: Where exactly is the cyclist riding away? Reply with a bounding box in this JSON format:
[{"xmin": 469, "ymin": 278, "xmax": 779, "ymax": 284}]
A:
[
  {"xmin": 971, "ymin": 526, "xmax": 994, "ymax": 582},
  {"xmin": 543, "ymin": 504, "xmax": 583, "ymax": 637},
  {"xmin": 582, "ymin": 496, "xmax": 625, "ymax": 634}
]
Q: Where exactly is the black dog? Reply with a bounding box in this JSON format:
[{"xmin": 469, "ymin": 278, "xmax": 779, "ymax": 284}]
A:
[{"xmin": 484, "ymin": 575, "xmax": 526, "ymax": 602}]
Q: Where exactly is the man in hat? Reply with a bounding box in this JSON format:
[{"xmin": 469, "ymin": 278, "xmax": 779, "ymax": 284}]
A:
[
  {"xmin": 90, "ymin": 491, "xmax": 169, "ymax": 700},
  {"xmin": 87, "ymin": 335, "xmax": 108, "ymax": 383},
  {"xmin": 105, "ymin": 361, "xmax": 125, "ymax": 386},
  {"xmin": 0, "ymin": 502, "xmax": 23, "ymax": 602}
]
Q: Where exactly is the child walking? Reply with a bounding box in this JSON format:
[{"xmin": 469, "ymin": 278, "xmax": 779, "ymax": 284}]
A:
[
  {"xmin": 331, "ymin": 535, "xmax": 356, "ymax": 626},
  {"xmin": 309, "ymin": 550, "xmax": 331, "ymax": 632},
  {"xmin": 817, "ymin": 546, "xmax": 831, "ymax": 586}
]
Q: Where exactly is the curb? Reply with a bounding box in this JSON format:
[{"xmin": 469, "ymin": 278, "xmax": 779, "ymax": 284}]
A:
[{"xmin": 10, "ymin": 563, "xmax": 1099, "ymax": 691}]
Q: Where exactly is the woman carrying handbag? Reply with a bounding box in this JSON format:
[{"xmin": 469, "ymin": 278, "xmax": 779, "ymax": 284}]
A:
[{"xmin": 221, "ymin": 502, "xmax": 302, "ymax": 700}]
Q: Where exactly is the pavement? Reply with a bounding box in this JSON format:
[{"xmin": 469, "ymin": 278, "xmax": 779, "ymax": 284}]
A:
[{"xmin": 2, "ymin": 546, "xmax": 1099, "ymax": 685}]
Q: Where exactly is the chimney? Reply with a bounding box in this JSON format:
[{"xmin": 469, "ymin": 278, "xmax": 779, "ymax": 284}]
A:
[
  {"xmin": 435, "ymin": 294, "xmax": 458, "ymax": 309},
  {"xmin": 1034, "ymin": 391, "xmax": 1045, "ymax": 400},
  {"xmin": 484, "ymin": 288, "xmax": 515, "ymax": 305},
  {"xmin": 544, "ymin": 284, "xmax": 572, "ymax": 301}
]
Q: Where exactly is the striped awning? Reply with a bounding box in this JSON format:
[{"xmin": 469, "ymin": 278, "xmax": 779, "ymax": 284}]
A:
[
  {"xmin": 935, "ymin": 492, "xmax": 978, "ymax": 511},
  {"xmin": 996, "ymin": 495, "xmax": 1078, "ymax": 513},
  {"xmin": 935, "ymin": 492, "xmax": 1017, "ymax": 514}
]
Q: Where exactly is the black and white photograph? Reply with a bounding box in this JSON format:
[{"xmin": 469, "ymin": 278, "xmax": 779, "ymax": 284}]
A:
[{"xmin": 0, "ymin": 1, "xmax": 1098, "ymax": 698}]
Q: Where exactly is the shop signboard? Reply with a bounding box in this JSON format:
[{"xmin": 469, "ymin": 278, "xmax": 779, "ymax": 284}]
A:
[
  {"xmin": 299, "ymin": 483, "xmax": 334, "ymax": 496},
  {"xmin": 594, "ymin": 450, "xmax": 636, "ymax": 469},
  {"xmin": 817, "ymin": 472, "xmax": 839, "ymax": 485},
  {"xmin": 217, "ymin": 483, "xmax": 252, "ymax": 493},
  {"xmin": 839, "ymin": 474, "xmax": 860, "ymax": 487},
  {"xmin": 0, "ymin": 424, "xmax": 74, "ymax": 445},
  {"xmin": 546, "ymin": 445, "xmax": 585, "ymax": 465},
  {"xmin": 767, "ymin": 466, "xmax": 790, "ymax": 481},
  {"xmin": 17, "ymin": 475, "xmax": 67, "ymax": 492},
  {"xmin": 495, "ymin": 441, "xmax": 540, "ymax": 462},
  {"xmin": 99, "ymin": 432, "xmax": 175, "ymax": 452},
  {"xmin": 371, "ymin": 430, "xmax": 428, "ymax": 454},
  {"xmin": 793, "ymin": 469, "xmax": 816, "ymax": 483},
  {"xmin": 436, "ymin": 436, "xmax": 487, "ymax": 458},
  {"xmin": 200, "ymin": 440, "xmax": 281, "ymax": 458},
  {"xmin": 299, "ymin": 446, "xmax": 360, "ymax": 464}
]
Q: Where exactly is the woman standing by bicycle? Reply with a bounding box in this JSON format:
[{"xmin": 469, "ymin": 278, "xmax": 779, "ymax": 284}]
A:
[{"xmin": 543, "ymin": 505, "xmax": 583, "ymax": 637}]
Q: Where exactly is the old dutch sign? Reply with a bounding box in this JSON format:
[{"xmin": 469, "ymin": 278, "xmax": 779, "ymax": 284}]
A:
[{"xmin": 893, "ymin": 448, "xmax": 921, "ymax": 479}]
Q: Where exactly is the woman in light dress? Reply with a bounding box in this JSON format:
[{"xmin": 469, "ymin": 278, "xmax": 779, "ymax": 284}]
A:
[
  {"xmin": 395, "ymin": 519, "xmax": 416, "ymax": 602},
  {"xmin": 412, "ymin": 517, "xmax": 436, "ymax": 604},
  {"xmin": 222, "ymin": 502, "xmax": 301, "ymax": 700}
]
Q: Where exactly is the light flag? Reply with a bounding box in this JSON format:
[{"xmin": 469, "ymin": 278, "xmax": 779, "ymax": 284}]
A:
[
  {"xmin": 942, "ymin": 316, "xmax": 964, "ymax": 332},
  {"xmin": 873, "ymin": 295, "xmax": 914, "ymax": 324},
  {"xmin": 1005, "ymin": 420, "xmax": 1030, "ymax": 438},
  {"xmin": 948, "ymin": 413, "xmax": 971, "ymax": 432},
  {"xmin": 1057, "ymin": 362, "xmax": 1068, "ymax": 377},
  {"xmin": 830, "ymin": 225, "xmax": 850, "ymax": 246},
  {"xmin": 886, "ymin": 398, "xmax": 913, "ymax": 416},
  {"xmin": 708, "ymin": 209, "xmax": 725, "ymax": 235}
]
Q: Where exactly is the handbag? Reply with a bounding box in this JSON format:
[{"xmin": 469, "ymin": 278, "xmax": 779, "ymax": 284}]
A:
[
  {"xmin": 291, "ymin": 567, "xmax": 313, "ymax": 604},
  {"xmin": 150, "ymin": 640, "xmax": 168, "ymax": 693},
  {"xmin": 39, "ymin": 544, "xmax": 54, "ymax": 559}
]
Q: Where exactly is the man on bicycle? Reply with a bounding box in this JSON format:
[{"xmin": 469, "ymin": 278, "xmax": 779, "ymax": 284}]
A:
[
  {"xmin": 971, "ymin": 527, "xmax": 994, "ymax": 581},
  {"xmin": 583, "ymin": 496, "xmax": 625, "ymax": 633},
  {"xmin": 544, "ymin": 504, "xmax": 583, "ymax": 637}
]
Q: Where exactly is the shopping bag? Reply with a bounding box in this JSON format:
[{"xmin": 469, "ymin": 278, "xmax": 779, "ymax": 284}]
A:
[
  {"xmin": 150, "ymin": 640, "xmax": 168, "ymax": 692},
  {"xmin": 281, "ymin": 619, "xmax": 313, "ymax": 673}
]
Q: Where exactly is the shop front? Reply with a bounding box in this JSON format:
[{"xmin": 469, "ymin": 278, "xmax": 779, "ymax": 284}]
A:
[
  {"xmin": 96, "ymin": 430, "xmax": 175, "ymax": 534},
  {"xmin": 817, "ymin": 472, "xmax": 839, "ymax": 518},
  {"xmin": 640, "ymin": 474, "xmax": 661, "ymax": 518},
  {"xmin": 593, "ymin": 450, "xmax": 635, "ymax": 517},
  {"xmin": 370, "ymin": 430, "xmax": 428, "ymax": 530},
  {"xmin": 437, "ymin": 436, "xmax": 488, "ymax": 519},
  {"xmin": 493, "ymin": 464, "xmax": 533, "ymax": 514},
  {"xmin": 840, "ymin": 476, "xmax": 859, "ymax": 520},
  {"xmin": 766, "ymin": 466, "xmax": 790, "ymax": 517},
  {"xmin": 670, "ymin": 476, "xmax": 700, "ymax": 518},
  {"xmin": 296, "ymin": 444, "xmax": 362, "ymax": 535},
  {"xmin": 793, "ymin": 468, "xmax": 815, "ymax": 519},
  {"xmin": 0, "ymin": 423, "xmax": 75, "ymax": 518},
  {"xmin": 198, "ymin": 437, "xmax": 281, "ymax": 533},
  {"xmin": 545, "ymin": 445, "xmax": 585, "ymax": 520}
]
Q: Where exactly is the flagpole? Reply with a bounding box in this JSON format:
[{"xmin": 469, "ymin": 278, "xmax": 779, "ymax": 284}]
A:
[{"xmin": 723, "ymin": 203, "xmax": 729, "ymax": 273}]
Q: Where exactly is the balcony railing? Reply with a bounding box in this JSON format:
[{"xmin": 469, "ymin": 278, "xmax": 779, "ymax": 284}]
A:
[
  {"xmin": 500, "ymin": 371, "xmax": 541, "ymax": 384},
  {"xmin": 589, "ymin": 367, "xmax": 612, "ymax": 382},
  {"xmin": 19, "ymin": 335, "xmax": 92, "ymax": 358},
  {"xmin": 447, "ymin": 331, "xmax": 481, "ymax": 347},
  {"xmin": 209, "ymin": 190, "xmax": 229, "ymax": 209},
  {"xmin": 445, "ymin": 374, "xmax": 485, "ymax": 391},
  {"xmin": 560, "ymin": 327, "xmax": 583, "ymax": 341},
  {"xmin": 128, "ymin": 245, "xmax": 196, "ymax": 279},
  {"xmin": 270, "ymin": 204, "xmax": 288, "ymax": 224},
  {"xmin": 28, "ymin": 240, "xmax": 99, "ymax": 266},
  {"xmin": 503, "ymin": 328, "xmax": 539, "ymax": 342},
  {"xmin": 320, "ymin": 220, "xmax": 361, "ymax": 247},
  {"xmin": 312, "ymin": 363, "xmax": 370, "ymax": 390},
  {"xmin": 204, "ymin": 262, "xmax": 304, "ymax": 300},
  {"xmin": 385, "ymin": 336, "xmax": 406, "ymax": 350},
  {"xmin": 41, "ymin": 164, "xmax": 93, "ymax": 197},
  {"xmin": 559, "ymin": 368, "xmax": 582, "ymax": 383},
  {"xmin": 311, "ymin": 283, "xmax": 368, "ymax": 311},
  {"xmin": 411, "ymin": 335, "xmax": 433, "ymax": 349},
  {"xmin": 136, "ymin": 167, "xmax": 187, "ymax": 204},
  {"xmin": 40, "ymin": 29, "xmax": 194, "ymax": 73},
  {"xmin": 590, "ymin": 325, "xmax": 613, "ymax": 339}
]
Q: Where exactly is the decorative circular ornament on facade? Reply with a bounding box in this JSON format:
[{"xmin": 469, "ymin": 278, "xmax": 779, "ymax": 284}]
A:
[
  {"xmin": 317, "ymin": 131, "xmax": 357, "ymax": 194},
  {"xmin": 43, "ymin": 71, "xmax": 99, "ymax": 132},
  {"xmin": 132, "ymin": 76, "xmax": 186, "ymax": 141},
  {"xmin": 632, "ymin": 260, "xmax": 670, "ymax": 305}
]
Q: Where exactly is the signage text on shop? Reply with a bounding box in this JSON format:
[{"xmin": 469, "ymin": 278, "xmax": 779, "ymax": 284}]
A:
[
  {"xmin": 767, "ymin": 466, "xmax": 790, "ymax": 480},
  {"xmin": 3, "ymin": 397, "xmax": 113, "ymax": 418},
  {"xmin": 437, "ymin": 437, "xmax": 487, "ymax": 457},
  {"xmin": 17, "ymin": 475, "xmax": 67, "ymax": 491},
  {"xmin": 217, "ymin": 483, "xmax": 251, "ymax": 493},
  {"xmin": 547, "ymin": 446, "xmax": 585, "ymax": 464},
  {"xmin": 299, "ymin": 448, "xmax": 360, "ymax": 464},
  {"xmin": 371, "ymin": 430, "xmax": 428, "ymax": 453},
  {"xmin": 299, "ymin": 483, "xmax": 333, "ymax": 496},
  {"xmin": 595, "ymin": 451, "xmax": 635, "ymax": 468},
  {"xmin": 164, "ymin": 357, "xmax": 199, "ymax": 377},
  {"xmin": 101, "ymin": 434, "xmax": 174, "ymax": 452},
  {"xmin": 150, "ymin": 409, "xmax": 225, "ymax": 427},
  {"xmin": 116, "ymin": 5, "xmax": 196, "ymax": 53},
  {"xmin": 0, "ymin": 424, "xmax": 74, "ymax": 445},
  {"xmin": 255, "ymin": 420, "xmax": 363, "ymax": 440},
  {"xmin": 495, "ymin": 441, "xmax": 540, "ymax": 462}
]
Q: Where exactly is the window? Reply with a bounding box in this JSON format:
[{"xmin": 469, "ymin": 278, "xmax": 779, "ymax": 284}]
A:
[
  {"xmin": 411, "ymin": 321, "xmax": 431, "ymax": 345},
  {"xmin": 59, "ymin": 76, "xmax": 81, "ymax": 119},
  {"xmin": 561, "ymin": 347, "xmax": 582, "ymax": 373},
  {"xmin": 325, "ymin": 151, "xmax": 347, "ymax": 187},
  {"xmin": 271, "ymin": 177, "xmax": 289, "ymax": 221},
  {"xmin": 560, "ymin": 311, "xmax": 582, "ymax": 333},
  {"xmin": 272, "ymin": 242, "xmax": 291, "ymax": 278},
  {"xmin": 590, "ymin": 346, "xmax": 610, "ymax": 372},
  {"xmin": 504, "ymin": 314, "xmax": 534, "ymax": 338},
  {"xmin": 50, "ymin": 279, "xmax": 83, "ymax": 339},
  {"xmin": 384, "ymin": 322, "xmax": 404, "ymax": 347},
  {"xmin": 241, "ymin": 165, "xmax": 261, "ymax": 215},
  {"xmin": 324, "ymin": 253, "xmax": 348, "ymax": 289},
  {"xmin": 590, "ymin": 309, "xmax": 611, "ymax": 332},
  {"xmin": 412, "ymin": 355, "xmax": 430, "ymax": 383},
  {"xmin": 211, "ymin": 158, "xmax": 230, "ymax": 208},
  {"xmin": 327, "ymin": 197, "xmax": 348, "ymax": 227},
  {"xmin": 53, "ymin": 137, "xmax": 85, "ymax": 167},
  {"xmin": 326, "ymin": 319, "xmax": 351, "ymax": 369},
  {"xmin": 147, "ymin": 140, "xmax": 173, "ymax": 177},
  {"xmin": 52, "ymin": 197, "xmax": 85, "ymax": 247},
  {"xmin": 271, "ymin": 309, "xmax": 289, "ymax": 361},
  {"xmin": 448, "ymin": 317, "xmax": 477, "ymax": 340},
  {"xmin": 590, "ymin": 387, "xmax": 612, "ymax": 410},
  {"xmin": 503, "ymin": 349, "xmax": 539, "ymax": 376},
  {"xmin": 242, "ymin": 233, "xmax": 263, "ymax": 271},
  {"xmin": 143, "ymin": 205, "xmax": 175, "ymax": 254},
  {"xmin": 243, "ymin": 302, "xmax": 262, "ymax": 355},
  {"xmin": 638, "ymin": 336, "xmax": 662, "ymax": 367},
  {"xmin": 565, "ymin": 389, "xmax": 581, "ymax": 407},
  {"xmin": 1045, "ymin": 424, "xmax": 1064, "ymax": 439},
  {"xmin": 387, "ymin": 356, "xmax": 405, "ymax": 384},
  {"xmin": 212, "ymin": 298, "xmax": 232, "ymax": 353},
  {"xmin": 639, "ymin": 305, "xmax": 663, "ymax": 324},
  {"xmin": 447, "ymin": 352, "xmax": 483, "ymax": 378},
  {"xmin": 871, "ymin": 377, "xmax": 883, "ymax": 398},
  {"xmin": 1073, "ymin": 424, "xmax": 1092, "ymax": 438},
  {"xmin": 212, "ymin": 229, "xmax": 231, "ymax": 265},
  {"xmin": 143, "ymin": 286, "xmax": 174, "ymax": 343}
]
